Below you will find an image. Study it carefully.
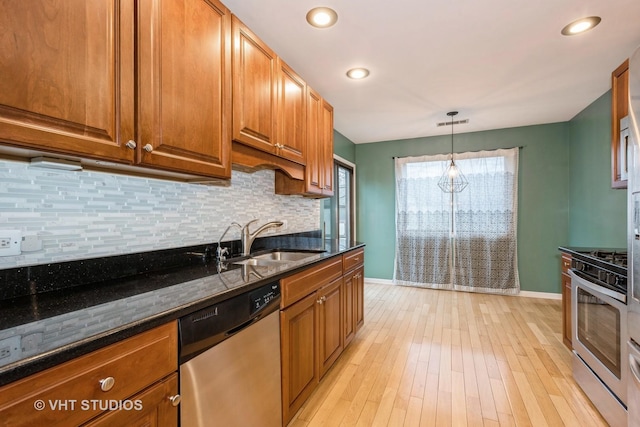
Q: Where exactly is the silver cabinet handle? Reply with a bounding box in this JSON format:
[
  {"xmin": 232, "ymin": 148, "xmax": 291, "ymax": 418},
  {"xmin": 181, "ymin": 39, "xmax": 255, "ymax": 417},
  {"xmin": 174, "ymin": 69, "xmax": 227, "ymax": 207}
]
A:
[
  {"xmin": 168, "ymin": 394, "xmax": 182, "ymax": 407},
  {"xmin": 99, "ymin": 377, "xmax": 115, "ymax": 392},
  {"xmin": 125, "ymin": 140, "xmax": 137, "ymax": 149},
  {"xmin": 143, "ymin": 144, "xmax": 153, "ymax": 152}
]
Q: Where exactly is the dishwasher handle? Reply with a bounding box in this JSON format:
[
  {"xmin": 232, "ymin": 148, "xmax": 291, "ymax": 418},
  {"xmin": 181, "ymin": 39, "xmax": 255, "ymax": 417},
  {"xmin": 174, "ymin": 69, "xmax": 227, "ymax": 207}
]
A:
[{"xmin": 225, "ymin": 315, "xmax": 261, "ymax": 337}]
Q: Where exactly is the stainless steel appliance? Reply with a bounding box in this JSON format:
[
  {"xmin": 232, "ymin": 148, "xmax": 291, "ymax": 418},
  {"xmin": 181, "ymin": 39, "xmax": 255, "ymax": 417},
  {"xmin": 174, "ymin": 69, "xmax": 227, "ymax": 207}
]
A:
[
  {"xmin": 570, "ymin": 250, "xmax": 628, "ymax": 426},
  {"xmin": 178, "ymin": 281, "xmax": 282, "ymax": 427},
  {"xmin": 628, "ymin": 45, "xmax": 640, "ymax": 427}
]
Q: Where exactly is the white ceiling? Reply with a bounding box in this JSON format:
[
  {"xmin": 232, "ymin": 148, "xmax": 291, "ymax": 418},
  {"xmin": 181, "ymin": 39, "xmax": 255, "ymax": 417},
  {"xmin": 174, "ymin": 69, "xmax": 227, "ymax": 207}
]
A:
[{"xmin": 222, "ymin": 0, "xmax": 640, "ymax": 144}]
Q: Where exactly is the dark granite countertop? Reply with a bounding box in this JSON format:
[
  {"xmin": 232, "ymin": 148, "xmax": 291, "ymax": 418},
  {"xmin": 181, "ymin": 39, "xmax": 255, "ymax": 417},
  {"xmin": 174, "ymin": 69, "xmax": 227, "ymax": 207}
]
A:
[{"xmin": 0, "ymin": 235, "xmax": 365, "ymax": 387}]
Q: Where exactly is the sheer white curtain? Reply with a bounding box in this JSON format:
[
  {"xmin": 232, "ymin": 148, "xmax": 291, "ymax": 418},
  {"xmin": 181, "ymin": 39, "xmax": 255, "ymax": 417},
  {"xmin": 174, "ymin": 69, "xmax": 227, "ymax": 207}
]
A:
[{"xmin": 394, "ymin": 148, "xmax": 520, "ymax": 294}]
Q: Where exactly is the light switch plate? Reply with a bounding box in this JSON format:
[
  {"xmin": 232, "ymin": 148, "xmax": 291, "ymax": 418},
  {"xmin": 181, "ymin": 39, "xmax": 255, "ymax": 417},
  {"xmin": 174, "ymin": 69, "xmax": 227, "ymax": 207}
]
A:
[{"xmin": 0, "ymin": 230, "xmax": 21, "ymax": 256}]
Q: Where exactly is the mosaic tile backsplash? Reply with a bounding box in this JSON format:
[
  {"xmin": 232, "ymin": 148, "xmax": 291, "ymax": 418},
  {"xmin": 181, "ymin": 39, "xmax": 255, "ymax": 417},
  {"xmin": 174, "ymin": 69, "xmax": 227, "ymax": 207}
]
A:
[{"xmin": 0, "ymin": 159, "xmax": 320, "ymax": 269}]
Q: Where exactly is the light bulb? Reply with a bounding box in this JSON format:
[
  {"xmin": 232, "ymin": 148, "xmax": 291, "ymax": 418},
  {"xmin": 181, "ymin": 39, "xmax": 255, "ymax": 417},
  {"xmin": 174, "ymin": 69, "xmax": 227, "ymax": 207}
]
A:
[{"xmin": 448, "ymin": 166, "xmax": 458, "ymax": 178}]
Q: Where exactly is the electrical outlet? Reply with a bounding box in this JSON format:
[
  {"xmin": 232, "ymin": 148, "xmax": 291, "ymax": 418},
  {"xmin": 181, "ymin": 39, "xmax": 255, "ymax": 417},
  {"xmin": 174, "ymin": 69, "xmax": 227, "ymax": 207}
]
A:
[
  {"xmin": 0, "ymin": 336, "xmax": 22, "ymax": 364},
  {"xmin": 0, "ymin": 230, "xmax": 21, "ymax": 256}
]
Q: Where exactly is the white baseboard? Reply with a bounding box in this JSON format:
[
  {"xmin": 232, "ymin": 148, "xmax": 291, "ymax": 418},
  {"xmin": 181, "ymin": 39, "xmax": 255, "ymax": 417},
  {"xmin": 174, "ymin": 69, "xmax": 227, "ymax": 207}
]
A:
[{"xmin": 363, "ymin": 277, "xmax": 561, "ymax": 300}]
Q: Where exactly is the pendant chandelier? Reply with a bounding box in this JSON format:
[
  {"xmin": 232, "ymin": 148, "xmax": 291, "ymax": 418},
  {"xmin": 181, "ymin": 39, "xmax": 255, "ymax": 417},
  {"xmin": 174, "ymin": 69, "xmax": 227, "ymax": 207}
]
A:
[{"xmin": 438, "ymin": 111, "xmax": 468, "ymax": 193}]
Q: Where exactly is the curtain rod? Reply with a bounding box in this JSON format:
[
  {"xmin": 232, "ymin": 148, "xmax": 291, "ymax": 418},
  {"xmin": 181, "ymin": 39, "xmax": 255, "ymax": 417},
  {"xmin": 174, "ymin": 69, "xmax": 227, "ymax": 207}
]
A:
[{"xmin": 392, "ymin": 146, "xmax": 525, "ymax": 159}]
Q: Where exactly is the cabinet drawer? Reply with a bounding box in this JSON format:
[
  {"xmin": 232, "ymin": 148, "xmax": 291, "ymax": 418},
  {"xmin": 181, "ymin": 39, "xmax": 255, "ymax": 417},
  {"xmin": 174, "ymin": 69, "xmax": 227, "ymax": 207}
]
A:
[
  {"xmin": 343, "ymin": 248, "xmax": 364, "ymax": 273},
  {"xmin": 561, "ymin": 253, "xmax": 572, "ymax": 275},
  {"xmin": 0, "ymin": 322, "xmax": 177, "ymax": 427},
  {"xmin": 281, "ymin": 257, "xmax": 342, "ymax": 308}
]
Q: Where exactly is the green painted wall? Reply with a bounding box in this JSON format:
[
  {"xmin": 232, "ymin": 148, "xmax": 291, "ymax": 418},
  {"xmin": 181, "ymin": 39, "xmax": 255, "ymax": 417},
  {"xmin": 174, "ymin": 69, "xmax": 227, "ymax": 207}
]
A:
[
  {"xmin": 335, "ymin": 90, "xmax": 626, "ymax": 294},
  {"xmin": 333, "ymin": 130, "xmax": 356, "ymax": 163},
  {"xmin": 354, "ymin": 123, "xmax": 570, "ymax": 293},
  {"xmin": 568, "ymin": 91, "xmax": 627, "ymax": 247}
]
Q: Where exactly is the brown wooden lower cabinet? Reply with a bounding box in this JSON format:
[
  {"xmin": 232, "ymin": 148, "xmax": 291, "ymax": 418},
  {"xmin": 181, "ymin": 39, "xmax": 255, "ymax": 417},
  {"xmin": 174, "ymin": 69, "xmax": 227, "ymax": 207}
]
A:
[
  {"xmin": 318, "ymin": 277, "xmax": 344, "ymax": 378},
  {"xmin": 343, "ymin": 272, "xmax": 355, "ymax": 348},
  {"xmin": 280, "ymin": 248, "xmax": 365, "ymax": 425},
  {"xmin": 83, "ymin": 373, "xmax": 178, "ymax": 427},
  {"xmin": 0, "ymin": 322, "xmax": 178, "ymax": 427},
  {"xmin": 354, "ymin": 265, "xmax": 365, "ymax": 332},
  {"xmin": 281, "ymin": 292, "xmax": 319, "ymax": 424}
]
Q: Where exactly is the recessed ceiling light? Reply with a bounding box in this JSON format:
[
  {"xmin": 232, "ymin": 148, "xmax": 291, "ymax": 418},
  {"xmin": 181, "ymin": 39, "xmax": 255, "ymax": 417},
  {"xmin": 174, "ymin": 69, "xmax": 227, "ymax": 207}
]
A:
[
  {"xmin": 561, "ymin": 16, "xmax": 601, "ymax": 36},
  {"xmin": 346, "ymin": 68, "xmax": 370, "ymax": 79},
  {"xmin": 306, "ymin": 7, "xmax": 338, "ymax": 28}
]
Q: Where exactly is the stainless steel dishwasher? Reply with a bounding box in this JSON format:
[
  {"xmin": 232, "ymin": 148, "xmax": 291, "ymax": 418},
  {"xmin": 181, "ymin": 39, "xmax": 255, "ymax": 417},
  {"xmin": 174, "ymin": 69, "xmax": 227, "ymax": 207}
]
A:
[{"xmin": 178, "ymin": 281, "xmax": 281, "ymax": 427}]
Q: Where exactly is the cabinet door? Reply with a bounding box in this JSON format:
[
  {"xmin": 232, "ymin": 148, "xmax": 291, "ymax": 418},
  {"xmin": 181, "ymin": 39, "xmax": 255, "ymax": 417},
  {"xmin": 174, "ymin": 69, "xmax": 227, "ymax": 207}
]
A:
[
  {"xmin": 611, "ymin": 59, "xmax": 629, "ymax": 189},
  {"xmin": 281, "ymin": 292, "xmax": 318, "ymax": 424},
  {"xmin": 304, "ymin": 87, "xmax": 323, "ymax": 195},
  {"xmin": 0, "ymin": 1, "xmax": 134, "ymax": 162},
  {"xmin": 343, "ymin": 273, "xmax": 355, "ymax": 347},
  {"xmin": 137, "ymin": 0, "xmax": 231, "ymax": 178},
  {"xmin": 82, "ymin": 373, "xmax": 178, "ymax": 427},
  {"xmin": 320, "ymin": 99, "xmax": 335, "ymax": 195},
  {"xmin": 277, "ymin": 59, "xmax": 306, "ymax": 165},
  {"xmin": 231, "ymin": 15, "xmax": 277, "ymax": 153},
  {"xmin": 562, "ymin": 272, "xmax": 572, "ymax": 349},
  {"xmin": 354, "ymin": 265, "xmax": 365, "ymax": 331},
  {"xmin": 318, "ymin": 277, "xmax": 343, "ymax": 378}
]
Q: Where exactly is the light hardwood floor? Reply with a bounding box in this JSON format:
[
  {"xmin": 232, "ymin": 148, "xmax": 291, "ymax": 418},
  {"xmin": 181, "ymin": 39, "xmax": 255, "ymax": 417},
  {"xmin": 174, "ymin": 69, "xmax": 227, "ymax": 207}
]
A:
[{"xmin": 288, "ymin": 282, "xmax": 607, "ymax": 427}]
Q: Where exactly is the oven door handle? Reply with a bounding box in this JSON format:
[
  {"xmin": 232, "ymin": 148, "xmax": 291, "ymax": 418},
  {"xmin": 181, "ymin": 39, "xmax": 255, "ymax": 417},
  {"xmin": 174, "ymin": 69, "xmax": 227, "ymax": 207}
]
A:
[{"xmin": 569, "ymin": 269, "xmax": 627, "ymax": 304}]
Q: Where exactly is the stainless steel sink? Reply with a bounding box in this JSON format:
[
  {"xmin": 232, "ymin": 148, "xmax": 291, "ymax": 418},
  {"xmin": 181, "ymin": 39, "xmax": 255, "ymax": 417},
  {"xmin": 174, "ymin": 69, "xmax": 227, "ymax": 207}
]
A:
[
  {"xmin": 252, "ymin": 251, "xmax": 323, "ymax": 262},
  {"xmin": 232, "ymin": 258, "xmax": 283, "ymax": 267},
  {"xmin": 232, "ymin": 250, "xmax": 324, "ymax": 267}
]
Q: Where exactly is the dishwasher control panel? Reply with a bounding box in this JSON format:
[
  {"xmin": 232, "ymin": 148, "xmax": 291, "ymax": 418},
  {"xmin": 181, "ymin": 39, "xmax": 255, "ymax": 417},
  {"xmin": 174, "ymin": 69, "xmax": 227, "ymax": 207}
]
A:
[{"xmin": 249, "ymin": 282, "xmax": 280, "ymax": 315}]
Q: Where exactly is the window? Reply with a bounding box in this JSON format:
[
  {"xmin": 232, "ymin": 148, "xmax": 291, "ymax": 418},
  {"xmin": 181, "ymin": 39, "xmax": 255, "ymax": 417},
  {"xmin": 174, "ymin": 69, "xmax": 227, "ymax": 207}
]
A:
[
  {"xmin": 394, "ymin": 148, "xmax": 519, "ymax": 294},
  {"xmin": 323, "ymin": 157, "xmax": 355, "ymax": 246}
]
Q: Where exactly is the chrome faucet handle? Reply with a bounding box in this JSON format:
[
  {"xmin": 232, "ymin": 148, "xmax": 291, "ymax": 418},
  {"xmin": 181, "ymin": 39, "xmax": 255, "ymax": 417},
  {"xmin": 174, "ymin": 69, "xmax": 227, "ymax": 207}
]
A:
[{"xmin": 216, "ymin": 246, "xmax": 229, "ymax": 261}]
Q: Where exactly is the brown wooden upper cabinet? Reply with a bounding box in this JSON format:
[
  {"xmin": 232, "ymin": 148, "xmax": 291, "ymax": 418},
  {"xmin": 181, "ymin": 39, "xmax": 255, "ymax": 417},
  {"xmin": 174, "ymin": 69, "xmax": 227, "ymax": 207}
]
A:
[
  {"xmin": 275, "ymin": 87, "xmax": 334, "ymax": 197},
  {"xmin": 231, "ymin": 15, "xmax": 306, "ymax": 166},
  {"xmin": 137, "ymin": 0, "xmax": 232, "ymax": 178},
  {"xmin": 0, "ymin": 0, "xmax": 232, "ymax": 179},
  {"xmin": 0, "ymin": 1, "xmax": 135, "ymax": 163},
  {"xmin": 277, "ymin": 59, "xmax": 307, "ymax": 165},
  {"xmin": 612, "ymin": 59, "xmax": 629, "ymax": 189}
]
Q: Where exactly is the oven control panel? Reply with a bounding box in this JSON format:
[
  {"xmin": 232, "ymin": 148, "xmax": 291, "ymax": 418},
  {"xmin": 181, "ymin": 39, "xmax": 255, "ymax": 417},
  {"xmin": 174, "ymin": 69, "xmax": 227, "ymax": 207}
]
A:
[{"xmin": 572, "ymin": 258, "xmax": 627, "ymax": 292}]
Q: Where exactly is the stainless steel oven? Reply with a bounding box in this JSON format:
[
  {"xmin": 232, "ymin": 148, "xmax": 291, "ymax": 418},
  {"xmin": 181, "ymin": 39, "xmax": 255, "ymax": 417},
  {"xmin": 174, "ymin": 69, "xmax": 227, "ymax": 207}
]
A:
[{"xmin": 570, "ymin": 269, "xmax": 627, "ymax": 426}]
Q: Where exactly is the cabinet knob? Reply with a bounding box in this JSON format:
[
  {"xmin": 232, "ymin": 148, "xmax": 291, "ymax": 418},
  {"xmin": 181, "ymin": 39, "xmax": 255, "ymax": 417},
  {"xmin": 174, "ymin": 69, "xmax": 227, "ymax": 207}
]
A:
[
  {"xmin": 317, "ymin": 298, "xmax": 324, "ymax": 305},
  {"xmin": 168, "ymin": 394, "xmax": 182, "ymax": 407},
  {"xmin": 143, "ymin": 144, "xmax": 154, "ymax": 152},
  {"xmin": 99, "ymin": 377, "xmax": 115, "ymax": 392},
  {"xmin": 275, "ymin": 143, "xmax": 283, "ymax": 149},
  {"xmin": 125, "ymin": 140, "xmax": 137, "ymax": 149}
]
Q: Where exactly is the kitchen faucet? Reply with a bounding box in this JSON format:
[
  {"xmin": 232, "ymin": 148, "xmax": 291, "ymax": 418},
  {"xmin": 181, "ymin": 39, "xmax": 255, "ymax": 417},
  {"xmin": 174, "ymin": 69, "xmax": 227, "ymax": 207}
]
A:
[{"xmin": 240, "ymin": 219, "xmax": 284, "ymax": 256}]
